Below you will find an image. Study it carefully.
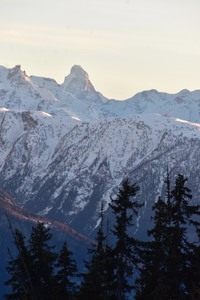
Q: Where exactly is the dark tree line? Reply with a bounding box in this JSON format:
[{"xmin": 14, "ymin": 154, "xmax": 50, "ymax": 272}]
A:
[
  {"xmin": 135, "ymin": 173, "xmax": 200, "ymax": 299},
  {"xmin": 5, "ymin": 174, "xmax": 200, "ymax": 299},
  {"xmin": 5, "ymin": 223, "xmax": 78, "ymax": 300}
]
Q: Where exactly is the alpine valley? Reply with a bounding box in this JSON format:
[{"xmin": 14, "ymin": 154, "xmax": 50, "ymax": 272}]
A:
[{"xmin": 0, "ymin": 64, "xmax": 200, "ymax": 295}]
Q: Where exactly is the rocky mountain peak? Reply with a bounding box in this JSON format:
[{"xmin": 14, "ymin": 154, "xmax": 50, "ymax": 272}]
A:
[
  {"xmin": 70, "ymin": 65, "xmax": 89, "ymax": 80},
  {"xmin": 61, "ymin": 65, "xmax": 102, "ymax": 101},
  {"xmin": 62, "ymin": 65, "xmax": 90, "ymax": 91},
  {"xmin": 7, "ymin": 65, "xmax": 28, "ymax": 82}
]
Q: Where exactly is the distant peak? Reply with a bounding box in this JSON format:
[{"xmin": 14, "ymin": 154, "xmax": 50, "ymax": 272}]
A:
[
  {"xmin": 70, "ymin": 65, "xmax": 88, "ymax": 76},
  {"xmin": 68, "ymin": 65, "xmax": 90, "ymax": 84},
  {"xmin": 178, "ymin": 89, "xmax": 190, "ymax": 95},
  {"xmin": 141, "ymin": 89, "xmax": 158, "ymax": 95},
  {"xmin": 15, "ymin": 64, "xmax": 21, "ymax": 70},
  {"xmin": 62, "ymin": 65, "xmax": 91, "ymax": 95},
  {"xmin": 61, "ymin": 65, "xmax": 105, "ymax": 102},
  {"xmin": 6, "ymin": 64, "xmax": 29, "ymax": 81}
]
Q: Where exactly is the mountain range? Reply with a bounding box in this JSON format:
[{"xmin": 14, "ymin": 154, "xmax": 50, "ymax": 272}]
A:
[{"xmin": 0, "ymin": 64, "xmax": 200, "ymax": 239}]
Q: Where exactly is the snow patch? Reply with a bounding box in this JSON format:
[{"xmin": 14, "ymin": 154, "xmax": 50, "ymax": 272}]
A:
[
  {"xmin": 72, "ymin": 116, "xmax": 81, "ymax": 121},
  {"xmin": 0, "ymin": 107, "xmax": 10, "ymax": 111}
]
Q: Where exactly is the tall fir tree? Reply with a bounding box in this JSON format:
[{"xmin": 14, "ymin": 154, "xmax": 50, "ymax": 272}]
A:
[
  {"xmin": 168, "ymin": 174, "xmax": 200, "ymax": 299},
  {"xmin": 55, "ymin": 241, "xmax": 78, "ymax": 299},
  {"xmin": 135, "ymin": 196, "xmax": 172, "ymax": 300},
  {"xmin": 109, "ymin": 178, "xmax": 143, "ymax": 300},
  {"xmin": 135, "ymin": 171, "xmax": 173, "ymax": 299},
  {"xmin": 5, "ymin": 229, "xmax": 37, "ymax": 300},
  {"xmin": 79, "ymin": 201, "xmax": 116, "ymax": 300},
  {"xmin": 28, "ymin": 222, "xmax": 57, "ymax": 300}
]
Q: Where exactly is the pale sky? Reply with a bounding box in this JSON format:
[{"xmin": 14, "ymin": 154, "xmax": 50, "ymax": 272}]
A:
[{"xmin": 1, "ymin": 0, "xmax": 200, "ymax": 99}]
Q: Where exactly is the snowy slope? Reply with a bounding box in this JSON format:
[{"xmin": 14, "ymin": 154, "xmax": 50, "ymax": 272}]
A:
[
  {"xmin": 0, "ymin": 64, "xmax": 200, "ymax": 234},
  {"xmin": 0, "ymin": 65, "xmax": 58, "ymax": 111},
  {"xmin": 0, "ymin": 111, "xmax": 200, "ymax": 234}
]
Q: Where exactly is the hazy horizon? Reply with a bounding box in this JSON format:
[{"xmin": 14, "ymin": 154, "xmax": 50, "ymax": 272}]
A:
[{"xmin": 1, "ymin": 0, "xmax": 200, "ymax": 99}]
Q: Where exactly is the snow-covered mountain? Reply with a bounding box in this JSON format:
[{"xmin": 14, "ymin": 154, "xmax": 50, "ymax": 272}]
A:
[{"xmin": 0, "ymin": 64, "xmax": 200, "ymax": 235}]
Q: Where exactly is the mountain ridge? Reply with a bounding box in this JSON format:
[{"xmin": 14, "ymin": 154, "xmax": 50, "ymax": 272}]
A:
[
  {"xmin": 0, "ymin": 63, "xmax": 200, "ymax": 235},
  {"xmin": 0, "ymin": 188, "xmax": 93, "ymax": 244},
  {"xmin": 1, "ymin": 64, "xmax": 200, "ymax": 122}
]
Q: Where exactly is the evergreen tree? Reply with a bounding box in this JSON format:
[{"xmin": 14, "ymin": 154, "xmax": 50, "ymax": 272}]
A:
[
  {"xmin": 55, "ymin": 241, "xmax": 78, "ymax": 299},
  {"xmin": 102, "ymin": 220, "xmax": 117, "ymax": 300},
  {"xmin": 5, "ymin": 229, "xmax": 36, "ymax": 300},
  {"xmin": 135, "ymin": 196, "xmax": 172, "ymax": 300},
  {"xmin": 5, "ymin": 222, "xmax": 80, "ymax": 300},
  {"xmin": 79, "ymin": 201, "xmax": 116, "ymax": 300},
  {"xmin": 109, "ymin": 178, "xmax": 143, "ymax": 300},
  {"xmin": 135, "ymin": 171, "xmax": 173, "ymax": 299},
  {"xmin": 136, "ymin": 173, "xmax": 200, "ymax": 300},
  {"xmin": 28, "ymin": 222, "xmax": 57, "ymax": 300},
  {"xmin": 168, "ymin": 174, "xmax": 200, "ymax": 299}
]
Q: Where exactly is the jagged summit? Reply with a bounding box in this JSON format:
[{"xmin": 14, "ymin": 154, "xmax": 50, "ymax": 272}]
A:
[
  {"xmin": 0, "ymin": 64, "xmax": 27, "ymax": 84},
  {"xmin": 61, "ymin": 65, "xmax": 105, "ymax": 102},
  {"xmin": 69, "ymin": 65, "xmax": 89, "ymax": 80},
  {"xmin": 7, "ymin": 65, "xmax": 28, "ymax": 81},
  {"xmin": 62, "ymin": 65, "xmax": 93, "ymax": 95}
]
